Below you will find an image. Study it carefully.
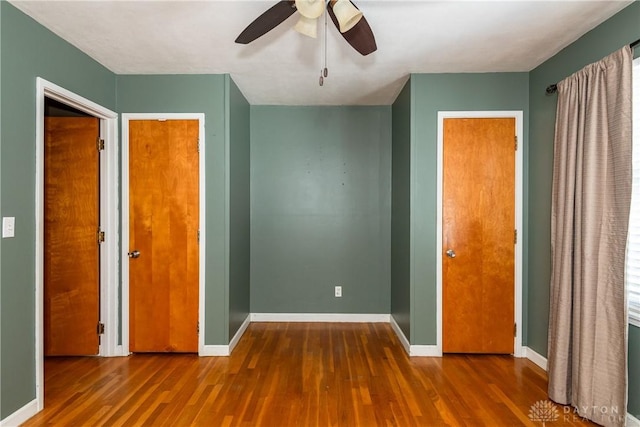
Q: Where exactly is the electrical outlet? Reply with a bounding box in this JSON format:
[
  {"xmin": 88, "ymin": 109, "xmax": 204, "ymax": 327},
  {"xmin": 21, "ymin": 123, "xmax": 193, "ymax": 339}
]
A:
[
  {"xmin": 2, "ymin": 217, "xmax": 15, "ymax": 238},
  {"xmin": 335, "ymin": 286, "xmax": 342, "ymax": 298}
]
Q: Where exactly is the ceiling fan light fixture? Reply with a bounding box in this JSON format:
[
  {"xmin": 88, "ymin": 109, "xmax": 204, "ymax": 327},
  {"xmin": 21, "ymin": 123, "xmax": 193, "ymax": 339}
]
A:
[
  {"xmin": 332, "ymin": 0, "xmax": 363, "ymax": 33},
  {"xmin": 235, "ymin": 0, "xmax": 376, "ymax": 56},
  {"xmin": 293, "ymin": 15, "xmax": 318, "ymax": 38},
  {"xmin": 295, "ymin": 0, "xmax": 325, "ymax": 19}
]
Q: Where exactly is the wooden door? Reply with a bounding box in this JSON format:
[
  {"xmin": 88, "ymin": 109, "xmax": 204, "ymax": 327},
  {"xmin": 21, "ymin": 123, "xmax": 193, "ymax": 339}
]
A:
[
  {"xmin": 129, "ymin": 119, "xmax": 199, "ymax": 353},
  {"xmin": 44, "ymin": 116, "xmax": 100, "ymax": 356},
  {"xmin": 442, "ymin": 117, "xmax": 515, "ymax": 354}
]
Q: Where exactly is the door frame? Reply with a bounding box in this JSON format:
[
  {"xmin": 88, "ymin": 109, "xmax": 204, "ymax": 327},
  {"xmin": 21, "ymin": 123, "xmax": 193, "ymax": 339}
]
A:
[
  {"xmin": 436, "ymin": 111, "xmax": 524, "ymax": 357},
  {"xmin": 35, "ymin": 77, "xmax": 120, "ymax": 409},
  {"xmin": 121, "ymin": 113, "xmax": 206, "ymax": 355}
]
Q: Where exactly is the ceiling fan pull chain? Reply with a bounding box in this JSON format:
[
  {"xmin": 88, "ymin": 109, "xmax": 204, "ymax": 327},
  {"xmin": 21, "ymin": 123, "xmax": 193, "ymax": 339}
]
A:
[
  {"xmin": 324, "ymin": 7, "xmax": 329, "ymax": 78},
  {"xmin": 318, "ymin": 9, "xmax": 323, "ymax": 86}
]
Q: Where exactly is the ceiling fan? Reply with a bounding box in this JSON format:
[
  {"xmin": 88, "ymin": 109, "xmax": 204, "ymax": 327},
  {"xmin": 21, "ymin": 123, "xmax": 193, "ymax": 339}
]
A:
[{"xmin": 235, "ymin": 0, "xmax": 377, "ymax": 56}]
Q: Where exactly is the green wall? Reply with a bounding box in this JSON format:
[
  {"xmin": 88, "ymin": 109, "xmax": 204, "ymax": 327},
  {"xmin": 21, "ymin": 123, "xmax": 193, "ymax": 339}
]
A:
[
  {"xmin": 250, "ymin": 106, "xmax": 391, "ymax": 314},
  {"xmin": 409, "ymin": 72, "xmax": 530, "ymax": 345},
  {"xmin": 527, "ymin": 1, "xmax": 640, "ymax": 416},
  {"xmin": 116, "ymin": 74, "xmax": 230, "ymax": 345},
  {"xmin": 0, "ymin": 2, "xmax": 116, "ymax": 418},
  {"xmin": 391, "ymin": 81, "xmax": 412, "ymax": 338},
  {"xmin": 227, "ymin": 77, "xmax": 251, "ymax": 338}
]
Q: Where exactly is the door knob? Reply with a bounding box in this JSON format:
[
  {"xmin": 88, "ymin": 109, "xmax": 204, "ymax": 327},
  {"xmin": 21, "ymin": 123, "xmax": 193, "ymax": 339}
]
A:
[
  {"xmin": 128, "ymin": 250, "xmax": 140, "ymax": 259},
  {"xmin": 446, "ymin": 249, "xmax": 456, "ymax": 258}
]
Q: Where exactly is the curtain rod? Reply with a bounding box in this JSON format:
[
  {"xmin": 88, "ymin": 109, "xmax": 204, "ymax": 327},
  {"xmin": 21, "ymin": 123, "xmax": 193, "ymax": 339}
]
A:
[{"xmin": 545, "ymin": 38, "xmax": 640, "ymax": 95}]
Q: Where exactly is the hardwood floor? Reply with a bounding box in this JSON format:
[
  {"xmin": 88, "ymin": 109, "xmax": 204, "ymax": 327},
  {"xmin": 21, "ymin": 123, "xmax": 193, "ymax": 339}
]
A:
[{"xmin": 24, "ymin": 323, "xmax": 595, "ymax": 426}]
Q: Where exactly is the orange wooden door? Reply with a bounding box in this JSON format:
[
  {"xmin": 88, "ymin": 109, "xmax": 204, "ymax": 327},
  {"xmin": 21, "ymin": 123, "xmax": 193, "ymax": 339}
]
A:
[
  {"xmin": 44, "ymin": 116, "xmax": 100, "ymax": 356},
  {"xmin": 128, "ymin": 119, "xmax": 199, "ymax": 353},
  {"xmin": 442, "ymin": 118, "xmax": 515, "ymax": 354}
]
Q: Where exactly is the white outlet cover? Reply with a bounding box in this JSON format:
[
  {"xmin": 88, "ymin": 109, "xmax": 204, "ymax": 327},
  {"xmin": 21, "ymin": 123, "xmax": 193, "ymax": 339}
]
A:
[{"xmin": 2, "ymin": 217, "xmax": 15, "ymax": 238}]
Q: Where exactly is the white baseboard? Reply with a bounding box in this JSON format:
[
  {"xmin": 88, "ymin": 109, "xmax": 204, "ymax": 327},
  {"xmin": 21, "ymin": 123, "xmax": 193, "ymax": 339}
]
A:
[
  {"xmin": 0, "ymin": 399, "xmax": 38, "ymax": 427},
  {"xmin": 523, "ymin": 346, "xmax": 548, "ymax": 371},
  {"xmin": 200, "ymin": 345, "xmax": 230, "ymax": 356},
  {"xmin": 410, "ymin": 345, "xmax": 441, "ymax": 357},
  {"xmin": 627, "ymin": 413, "xmax": 640, "ymax": 427},
  {"xmin": 390, "ymin": 315, "xmax": 411, "ymax": 355},
  {"xmin": 229, "ymin": 314, "xmax": 251, "ymax": 354},
  {"xmin": 250, "ymin": 313, "xmax": 391, "ymax": 323},
  {"xmin": 389, "ymin": 316, "xmax": 441, "ymax": 356},
  {"xmin": 200, "ymin": 315, "xmax": 251, "ymax": 356}
]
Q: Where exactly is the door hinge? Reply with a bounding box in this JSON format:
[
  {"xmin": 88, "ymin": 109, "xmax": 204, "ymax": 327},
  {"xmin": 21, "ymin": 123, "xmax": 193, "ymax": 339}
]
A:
[
  {"xmin": 197, "ymin": 321, "xmax": 200, "ymax": 335},
  {"xmin": 514, "ymin": 136, "xmax": 518, "ymax": 151},
  {"xmin": 197, "ymin": 230, "xmax": 200, "ymax": 244},
  {"xmin": 97, "ymin": 322, "xmax": 105, "ymax": 335},
  {"xmin": 97, "ymin": 137, "xmax": 105, "ymax": 151},
  {"xmin": 97, "ymin": 229, "xmax": 105, "ymax": 244},
  {"xmin": 514, "ymin": 323, "xmax": 517, "ymax": 337},
  {"xmin": 197, "ymin": 138, "xmax": 200, "ymax": 153},
  {"xmin": 514, "ymin": 229, "xmax": 518, "ymax": 244}
]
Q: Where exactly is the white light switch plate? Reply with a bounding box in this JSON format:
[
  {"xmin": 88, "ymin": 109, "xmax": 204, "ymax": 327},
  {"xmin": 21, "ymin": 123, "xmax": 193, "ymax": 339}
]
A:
[{"xmin": 2, "ymin": 217, "xmax": 15, "ymax": 238}]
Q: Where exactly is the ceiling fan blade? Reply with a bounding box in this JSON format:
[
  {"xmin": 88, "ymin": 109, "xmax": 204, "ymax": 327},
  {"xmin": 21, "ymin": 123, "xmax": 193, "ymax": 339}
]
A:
[
  {"xmin": 328, "ymin": 1, "xmax": 377, "ymax": 56},
  {"xmin": 235, "ymin": 1, "xmax": 297, "ymax": 44}
]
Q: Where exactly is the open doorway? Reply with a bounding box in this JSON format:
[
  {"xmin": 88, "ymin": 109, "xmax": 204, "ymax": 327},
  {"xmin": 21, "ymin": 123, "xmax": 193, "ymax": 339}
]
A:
[{"xmin": 35, "ymin": 78, "xmax": 120, "ymax": 411}]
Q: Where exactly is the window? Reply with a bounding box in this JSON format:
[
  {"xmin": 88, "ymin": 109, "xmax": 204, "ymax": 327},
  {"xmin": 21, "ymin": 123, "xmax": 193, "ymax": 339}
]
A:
[{"xmin": 627, "ymin": 56, "xmax": 640, "ymax": 327}]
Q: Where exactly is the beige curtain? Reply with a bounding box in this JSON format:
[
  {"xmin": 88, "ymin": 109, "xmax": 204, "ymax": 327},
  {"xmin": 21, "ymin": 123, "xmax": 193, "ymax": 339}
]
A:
[{"xmin": 548, "ymin": 46, "xmax": 633, "ymax": 427}]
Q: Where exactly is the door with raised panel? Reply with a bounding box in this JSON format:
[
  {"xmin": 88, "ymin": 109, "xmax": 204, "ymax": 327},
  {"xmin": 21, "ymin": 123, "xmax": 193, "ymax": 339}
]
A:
[
  {"xmin": 442, "ymin": 117, "xmax": 515, "ymax": 354},
  {"xmin": 128, "ymin": 119, "xmax": 199, "ymax": 353}
]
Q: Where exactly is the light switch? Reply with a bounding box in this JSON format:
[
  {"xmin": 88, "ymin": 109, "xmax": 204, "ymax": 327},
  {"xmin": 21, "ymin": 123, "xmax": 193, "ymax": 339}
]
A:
[{"xmin": 2, "ymin": 217, "xmax": 15, "ymax": 238}]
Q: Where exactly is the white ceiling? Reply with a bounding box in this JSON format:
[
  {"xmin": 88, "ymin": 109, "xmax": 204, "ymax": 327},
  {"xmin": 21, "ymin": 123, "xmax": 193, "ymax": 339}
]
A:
[{"xmin": 9, "ymin": 0, "xmax": 633, "ymax": 105}]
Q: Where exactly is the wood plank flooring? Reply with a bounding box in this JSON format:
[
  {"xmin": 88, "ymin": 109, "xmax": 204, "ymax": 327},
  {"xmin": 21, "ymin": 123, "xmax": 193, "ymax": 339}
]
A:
[{"xmin": 23, "ymin": 323, "xmax": 595, "ymax": 426}]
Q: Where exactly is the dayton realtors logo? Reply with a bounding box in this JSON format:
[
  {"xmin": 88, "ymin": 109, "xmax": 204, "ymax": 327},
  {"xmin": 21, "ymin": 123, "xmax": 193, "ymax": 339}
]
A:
[
  {"xmin": 528, "ymin": 400, "xmax": 560, "ymax": 426},
  {"xmin": 529, "ymin": 401, "xmax": 627, "ymax": 425}
]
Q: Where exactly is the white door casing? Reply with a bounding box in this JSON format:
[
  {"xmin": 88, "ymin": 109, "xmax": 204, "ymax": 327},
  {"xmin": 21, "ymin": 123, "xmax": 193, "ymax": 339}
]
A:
[
  {"xmin": 121, "ymin": 113, "xmax": 206, "ymax": 355},
  {"xmin": 35, "ymin": 77, "xmax": 120, "ymax": 410},
  {"xmin": 436, "ymin": 110, "xmax": 524, "ymax": 357}
]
